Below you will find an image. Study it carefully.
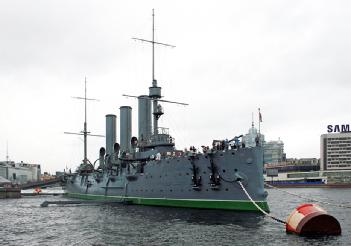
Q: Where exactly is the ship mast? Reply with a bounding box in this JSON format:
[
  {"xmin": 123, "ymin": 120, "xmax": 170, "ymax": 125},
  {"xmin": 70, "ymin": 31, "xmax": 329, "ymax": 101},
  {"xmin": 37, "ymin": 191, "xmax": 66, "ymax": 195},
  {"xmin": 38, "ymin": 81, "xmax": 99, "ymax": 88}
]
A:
[
  {"xmin": 152, "ymin": 8, "xmax": 155, "ymax": 84},
  {"xmin": 83, "ymin": 78, "xmax": 88, "ymax": 164},
  {"xmin": 6, "ymin": 141, "xmax": 9, "ymax": 163},
  {"xmin": 132, "ymin": 9, "xmax": 176, "ymax": 136},
  {"xmin": 151, "ymin": 9, "xmax": 158, "ymax": 135},
  {"xmin": 65, "ymin": 78, "xmax": 103, "ymax": 165}
]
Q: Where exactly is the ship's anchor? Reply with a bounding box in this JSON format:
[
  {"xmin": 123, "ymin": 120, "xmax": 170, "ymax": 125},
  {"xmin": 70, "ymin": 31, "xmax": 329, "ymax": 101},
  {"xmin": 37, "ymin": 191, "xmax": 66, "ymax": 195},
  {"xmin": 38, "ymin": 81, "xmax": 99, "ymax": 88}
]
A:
[
  {"xmin": 208, "ymin": 154, "xmax": 220, "ymax": 190},
  {"xmin": 190, "ymin": 157, "xmax": 201, "ymax": 190}
]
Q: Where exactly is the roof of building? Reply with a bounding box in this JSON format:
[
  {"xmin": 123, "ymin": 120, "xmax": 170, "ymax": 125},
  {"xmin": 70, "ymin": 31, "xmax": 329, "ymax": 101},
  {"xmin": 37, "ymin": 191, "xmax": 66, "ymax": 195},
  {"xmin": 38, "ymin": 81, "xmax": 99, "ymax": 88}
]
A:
[{"xmin": 0, "ymin": 176, "xmax": 12, "ymax": 185}]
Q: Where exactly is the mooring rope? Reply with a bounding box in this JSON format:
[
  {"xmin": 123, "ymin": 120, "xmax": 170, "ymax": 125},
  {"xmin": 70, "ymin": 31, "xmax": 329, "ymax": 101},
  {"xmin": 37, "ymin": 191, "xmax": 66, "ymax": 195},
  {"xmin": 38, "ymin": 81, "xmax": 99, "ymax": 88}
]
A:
[
  {"xmin": 264, "ymin": 182, "xmax": 351, "ymax": 209},
  {"xmin": 237, "ymin": 181, "xmax": 286, "ymax": 224}
]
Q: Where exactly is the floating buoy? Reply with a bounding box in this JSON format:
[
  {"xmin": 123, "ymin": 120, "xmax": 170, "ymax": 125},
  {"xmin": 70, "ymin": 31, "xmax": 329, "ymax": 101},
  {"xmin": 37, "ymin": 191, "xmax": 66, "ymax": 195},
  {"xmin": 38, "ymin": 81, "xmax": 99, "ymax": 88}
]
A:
[
  {"xmin": 286, "ymin": 204, "xmax": 341, "ymax": 236},
  {"xmin": 34, "ymin": 187, "xmax": 42, "ymax": 194}
]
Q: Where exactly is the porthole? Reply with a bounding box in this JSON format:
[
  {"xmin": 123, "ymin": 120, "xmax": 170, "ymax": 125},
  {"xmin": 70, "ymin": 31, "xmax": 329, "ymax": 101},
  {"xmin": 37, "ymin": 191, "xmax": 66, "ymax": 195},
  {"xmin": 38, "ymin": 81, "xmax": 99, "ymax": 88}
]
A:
[
  {"xmin": 225, "ymin": 188, "xmax": 229, "ymax": 191},
  {"xmin": 234, "ymin": 169, "xmax": 238, "ymax": 172},
  {"xmin": 223, "ymin": 169, "xmax": 226, "ymax": 173},
  {"xmin": 186, "ymin": 173, "xmax": 189, "ymax": 175},
  {"xmin": 231, "ymin": 152, "xmax": 235, "ymax": 155}
]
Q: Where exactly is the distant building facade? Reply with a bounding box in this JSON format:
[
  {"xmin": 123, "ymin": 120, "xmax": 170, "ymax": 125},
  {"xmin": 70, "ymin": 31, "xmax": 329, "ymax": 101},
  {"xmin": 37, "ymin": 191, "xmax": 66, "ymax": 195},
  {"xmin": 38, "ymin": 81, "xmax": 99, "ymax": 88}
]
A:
[
  {"xmin": 243, "ymin": 122, "xmax": 286, "ymax": 164},
  {"xmin": 0, "ymin": 161, "xmax": 41, "ymax": 184},
  {"xmin": 263, "ymin": 139, "xmax": 285, "ymax": 164},
  {"xmin": 265, "ymin": 158, "xmax": 320, "ymax": 173},
  {"xmin": 286, "ymin": 158, "xmax": 319, "ymax": 166},
  {"xmin": 320, "ymin": 132, "xmax": 351, "ymax": 170}
]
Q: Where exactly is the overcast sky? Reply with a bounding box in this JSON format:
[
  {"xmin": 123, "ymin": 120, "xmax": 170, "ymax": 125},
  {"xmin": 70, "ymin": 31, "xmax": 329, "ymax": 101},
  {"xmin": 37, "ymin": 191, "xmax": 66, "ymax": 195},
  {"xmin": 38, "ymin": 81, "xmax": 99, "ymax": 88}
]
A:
[{"xmin": 1, "ymin": 0, "xmax": 350, "ymax": 173}]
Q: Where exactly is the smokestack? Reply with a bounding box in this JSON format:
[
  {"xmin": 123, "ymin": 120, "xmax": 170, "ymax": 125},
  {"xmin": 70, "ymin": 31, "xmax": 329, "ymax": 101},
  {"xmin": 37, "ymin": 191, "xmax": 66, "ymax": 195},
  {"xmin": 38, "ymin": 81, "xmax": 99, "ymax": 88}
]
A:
[
  {"xmin": 105, "ymin": 114, "xmax": 117, "ymax": 156},
  {"xmin": 120, "ymin": 106, "xmax": 132, "ymax": 153},
  {"xmin": 138, "ymin": 95, "xmax": 152, "ymax": 142}
]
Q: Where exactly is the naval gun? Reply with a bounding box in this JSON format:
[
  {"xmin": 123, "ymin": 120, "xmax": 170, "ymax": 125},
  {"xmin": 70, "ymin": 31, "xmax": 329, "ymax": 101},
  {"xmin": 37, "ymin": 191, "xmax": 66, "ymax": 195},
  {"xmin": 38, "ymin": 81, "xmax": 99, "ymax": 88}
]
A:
[
  {"xmin": 228, "ymin": 135, "xmax": 244, "ymax": 148},
  {"xmin": 211, "ymin": 135, "xmax": 244, "ymax": 151}
]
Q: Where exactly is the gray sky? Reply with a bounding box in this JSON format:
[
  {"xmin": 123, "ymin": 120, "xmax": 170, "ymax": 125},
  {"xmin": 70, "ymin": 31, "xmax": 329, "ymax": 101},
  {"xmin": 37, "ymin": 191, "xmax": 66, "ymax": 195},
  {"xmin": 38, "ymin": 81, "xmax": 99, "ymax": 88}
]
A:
[{"xmin": 1, "ymin": 0, "xmax": 350, "ymax": 173}]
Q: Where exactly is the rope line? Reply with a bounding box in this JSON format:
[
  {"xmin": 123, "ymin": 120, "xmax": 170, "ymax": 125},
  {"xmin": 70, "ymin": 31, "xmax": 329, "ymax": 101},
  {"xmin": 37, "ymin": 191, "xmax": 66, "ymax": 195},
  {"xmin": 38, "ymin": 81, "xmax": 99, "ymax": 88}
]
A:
[
  {"xmin": 265, "ymin": 182, "xmax": 351, "ymax": 209},
  {"xmin": 237, "ymin": 181, "xmax": 286, "ymax": 224}
]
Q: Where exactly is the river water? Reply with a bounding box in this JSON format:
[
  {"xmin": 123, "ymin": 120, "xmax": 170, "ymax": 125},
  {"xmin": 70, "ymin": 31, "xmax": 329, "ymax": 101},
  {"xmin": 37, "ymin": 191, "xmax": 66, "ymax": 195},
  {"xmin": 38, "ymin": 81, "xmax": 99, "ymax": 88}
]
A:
[{"xmin": 0, "ymin": 188, "xmax": 350, "ymax": 245}]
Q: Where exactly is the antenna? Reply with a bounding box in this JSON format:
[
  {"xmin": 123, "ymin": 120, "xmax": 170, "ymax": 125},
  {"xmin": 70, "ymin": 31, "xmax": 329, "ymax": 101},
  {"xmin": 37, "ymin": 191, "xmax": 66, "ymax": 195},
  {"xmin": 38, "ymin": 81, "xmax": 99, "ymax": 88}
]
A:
[
  {"xmin": 122, "ymin": 94, "xmax": 188, "ymax": 106},
  {"xmin": 65, "ymin": 77, "xmax": 104, "ymax": 165},
  {"xmin": 131, "ymin": 9, "xmax": 183, "ymax": 135},
  {"xmin": 6, "ymin": 141, "xmax": 9, "ymax": 162},
  {"xmin": 131, "ymin": 8, "xmax": 176, "ymax": 85}
]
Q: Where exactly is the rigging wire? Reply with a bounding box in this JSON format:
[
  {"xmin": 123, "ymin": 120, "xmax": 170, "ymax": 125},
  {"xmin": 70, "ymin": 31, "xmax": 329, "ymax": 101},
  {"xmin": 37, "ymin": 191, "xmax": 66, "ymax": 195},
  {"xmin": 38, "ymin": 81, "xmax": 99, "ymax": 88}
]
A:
[{"xmin": 165, "ymin": 107, "xmax": 189, "ymax": 149}]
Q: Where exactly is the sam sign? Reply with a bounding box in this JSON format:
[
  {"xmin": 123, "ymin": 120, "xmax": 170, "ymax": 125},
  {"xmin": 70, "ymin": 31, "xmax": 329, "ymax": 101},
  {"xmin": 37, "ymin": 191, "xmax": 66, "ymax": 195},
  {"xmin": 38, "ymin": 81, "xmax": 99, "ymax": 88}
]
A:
[{"xmin": 327, "ymin": 124, "xmax": 350, "ymax": 133}]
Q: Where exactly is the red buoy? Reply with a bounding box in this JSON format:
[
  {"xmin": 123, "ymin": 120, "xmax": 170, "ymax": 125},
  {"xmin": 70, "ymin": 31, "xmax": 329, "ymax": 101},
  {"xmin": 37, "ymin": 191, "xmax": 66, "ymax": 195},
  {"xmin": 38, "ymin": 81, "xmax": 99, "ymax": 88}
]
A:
[
  {"xmin": 34, "ymin": 187, "xmax": 42, "ymax": 194},
  {"xmin": 286, "ymin": 204, "xmax": 341, "ymax": 236}
]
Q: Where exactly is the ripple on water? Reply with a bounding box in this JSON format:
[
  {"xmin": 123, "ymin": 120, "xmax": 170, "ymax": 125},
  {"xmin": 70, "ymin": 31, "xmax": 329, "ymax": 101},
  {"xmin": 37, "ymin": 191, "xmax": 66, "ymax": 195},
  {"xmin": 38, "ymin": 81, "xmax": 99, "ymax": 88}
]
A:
[{"xmin": 0, "ymin": 189, "xmax": 350, "ymax": 246}]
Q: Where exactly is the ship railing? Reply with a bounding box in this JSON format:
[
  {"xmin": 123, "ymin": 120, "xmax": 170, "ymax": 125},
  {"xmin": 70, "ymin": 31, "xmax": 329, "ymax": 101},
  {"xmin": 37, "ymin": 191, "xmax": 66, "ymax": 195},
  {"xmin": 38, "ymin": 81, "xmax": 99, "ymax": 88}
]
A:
[
  {"xmin": 138, "ymin": 127, "xmax": 175, "ymax": 147},
  {"xmin": 149, "ymin": 134, "xmax": 175, "ymax": 145},
  {"xmin": 138, "ymin": 136, "xmax": 175, "ymax": 147},
  {"xmin": 152, "ymin": 127, "xmax": 169, "ymax": 135}
]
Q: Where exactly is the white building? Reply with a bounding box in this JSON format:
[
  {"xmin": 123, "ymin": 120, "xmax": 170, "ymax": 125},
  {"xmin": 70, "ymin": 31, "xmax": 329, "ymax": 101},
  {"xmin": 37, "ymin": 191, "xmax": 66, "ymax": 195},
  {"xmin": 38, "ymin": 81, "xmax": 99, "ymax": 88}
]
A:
[
  {"xmin": 263, "ymin": 139, "xmax": 285, "ymax": 165},
  {"xmin": 243, "ymin": 122, "xmax": 265, "ymax": 147},
  {"xmin": 0, "ymin": 161, "xmax": 41, "ymax": 184},
  {"xmin": 243, "ymin": 122, "xmax": 285, "ymax": 165},
  {"xmin": 320, "ymin": 132, "xmax": 351, "ymax": 170}
]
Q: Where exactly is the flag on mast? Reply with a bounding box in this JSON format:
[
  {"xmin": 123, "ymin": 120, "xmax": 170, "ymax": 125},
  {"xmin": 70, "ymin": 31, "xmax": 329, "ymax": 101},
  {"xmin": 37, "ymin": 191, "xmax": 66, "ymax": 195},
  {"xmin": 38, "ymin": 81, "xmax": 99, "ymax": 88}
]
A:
[{"xmin": 257, "ymin": 108, "xmax": 262, "ymax": 144}]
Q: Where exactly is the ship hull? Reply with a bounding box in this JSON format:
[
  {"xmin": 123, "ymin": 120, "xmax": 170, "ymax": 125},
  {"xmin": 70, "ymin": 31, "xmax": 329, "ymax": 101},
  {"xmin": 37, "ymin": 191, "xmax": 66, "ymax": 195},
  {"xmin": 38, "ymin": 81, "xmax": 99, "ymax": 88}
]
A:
[
  {"xmin": 65, "ymin": 147, "xmax": 269, "ymax": 212},
  {"xmin": 65, "ymin": 192, "xmax": 268, "ymax": 211}
]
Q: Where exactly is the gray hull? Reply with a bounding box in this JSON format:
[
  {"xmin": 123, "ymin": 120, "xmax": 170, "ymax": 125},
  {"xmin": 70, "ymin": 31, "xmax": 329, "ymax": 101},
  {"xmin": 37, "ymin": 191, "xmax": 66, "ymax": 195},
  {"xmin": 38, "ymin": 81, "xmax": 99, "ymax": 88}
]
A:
[{"xmin": 66, "ymin": 147, "xmax": 269, "ymax": 211}]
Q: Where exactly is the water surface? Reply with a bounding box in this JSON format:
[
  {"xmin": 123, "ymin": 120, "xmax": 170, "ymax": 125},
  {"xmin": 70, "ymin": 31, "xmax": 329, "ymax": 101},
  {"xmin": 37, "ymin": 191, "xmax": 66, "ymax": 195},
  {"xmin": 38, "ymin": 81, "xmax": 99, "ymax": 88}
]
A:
[{"xmin": 1, "ymin": 188, "xmax": 350, "ymax": 245}]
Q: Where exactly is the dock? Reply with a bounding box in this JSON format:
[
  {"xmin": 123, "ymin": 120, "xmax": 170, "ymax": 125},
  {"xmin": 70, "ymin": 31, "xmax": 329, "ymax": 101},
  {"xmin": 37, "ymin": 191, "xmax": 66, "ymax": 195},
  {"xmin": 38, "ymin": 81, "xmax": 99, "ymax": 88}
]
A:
[
  {"xmin": 0, "ymin": 187, "xmax": 21, "ymax": 199},
  {"xmin": 21, "ymin": 188, "xmax": 65, "ymax": 196},
  {"xmin": 41, "ymin": 200, "xmax": 132, "ymax": 207},
  {"xmin": 0, "ymin": 176, "xmax": 21, "ymax": 199}
]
